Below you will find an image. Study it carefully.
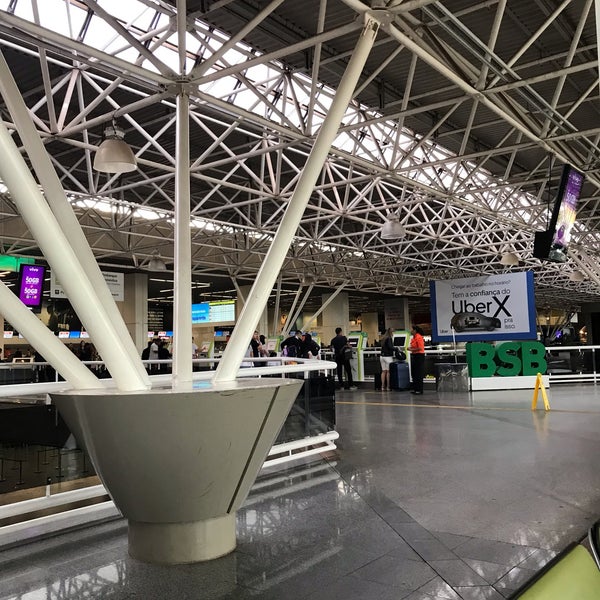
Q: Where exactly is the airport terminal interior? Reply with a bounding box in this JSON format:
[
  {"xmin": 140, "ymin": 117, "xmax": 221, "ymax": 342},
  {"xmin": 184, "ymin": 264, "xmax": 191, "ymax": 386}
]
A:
[{"xmin": 1, "ymin": 1, "xmax": 600, "ymax": 599}]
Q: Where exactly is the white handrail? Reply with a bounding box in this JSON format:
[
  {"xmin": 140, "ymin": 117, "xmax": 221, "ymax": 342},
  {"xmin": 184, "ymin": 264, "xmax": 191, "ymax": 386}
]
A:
[{"xmin": 0, "ymin": 357, "xmax": 337, "ymax": 398}]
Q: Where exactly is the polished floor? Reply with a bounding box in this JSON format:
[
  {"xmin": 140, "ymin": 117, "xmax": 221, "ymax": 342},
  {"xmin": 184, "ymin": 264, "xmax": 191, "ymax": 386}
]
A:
[{"xmin": 2, "ymin": 382, "xmax": 600, "ymax": 599}]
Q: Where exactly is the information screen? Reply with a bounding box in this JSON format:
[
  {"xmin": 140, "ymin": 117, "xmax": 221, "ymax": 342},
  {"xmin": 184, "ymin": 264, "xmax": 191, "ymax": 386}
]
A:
[
  {"xmin": 18, "ymin": 264, "xmax": 45, "ymax": 307},
  {"xmin": 192, "ymin": 300, "xmax": 235, "ymax": 324},
  {"xmin": 552, "ymin": 166, "xmax": 584, "ymax": 249}
]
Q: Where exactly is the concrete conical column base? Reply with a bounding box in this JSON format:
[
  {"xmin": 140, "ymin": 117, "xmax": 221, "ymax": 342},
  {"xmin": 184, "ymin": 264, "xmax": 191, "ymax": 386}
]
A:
[
  {"xmin": 51, "ymin": 378, "xmax": 302, "ymax": 564},
  {"xmin": 128, "ymin": 514, "xmax": 236, "ymax": 564}
]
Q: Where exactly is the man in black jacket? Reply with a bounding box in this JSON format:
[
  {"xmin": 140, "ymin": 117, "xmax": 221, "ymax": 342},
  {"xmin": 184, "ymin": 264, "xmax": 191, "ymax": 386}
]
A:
[
  {"xmin": 330, "ymin": 327, "xmax": 356, "ymax": 390},
  {"xmin": 280, "ymin": 330, "xmax": 302, "ymax": 358}
]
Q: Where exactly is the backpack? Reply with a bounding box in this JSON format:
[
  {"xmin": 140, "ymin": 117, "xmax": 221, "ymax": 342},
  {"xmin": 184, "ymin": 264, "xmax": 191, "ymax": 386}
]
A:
[
  {"xmin": 309, "ymin": 341, "xmax": 321, "ymax": 358},
  {"xmin": 285, "ymin": 344, "xmax": 297, "ymax": 358}
]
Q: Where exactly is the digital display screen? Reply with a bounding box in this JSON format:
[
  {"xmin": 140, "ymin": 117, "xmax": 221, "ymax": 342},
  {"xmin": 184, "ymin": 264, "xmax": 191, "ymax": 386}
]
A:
[
  {"xmin": 58, "ymin": 331, "xmax": 69, "ymax": 338},
  {"xmin": 68, "ymin": 331, "xmax": 80, "ymax": 338},
  {"xmin": 18, "ymin": 264, "xmax": 45, "ymax": 307},
  {"xmin": 80, "ymin": 331, "xmax": 90, "ymax": 339},
  {"xmin": 348, "ymin": 338, "xmax": 359, "ymax": 348},
  {"xmin": 552, "ymin": 166, "xmax": 584, "ymax": 249},
  {"xmin": 191, "ymin": 300, "xmax": 235, "ymax": 324},
  {"xmin": 393, "ymin": 336, "xmax": 406, "ymax": 347}
]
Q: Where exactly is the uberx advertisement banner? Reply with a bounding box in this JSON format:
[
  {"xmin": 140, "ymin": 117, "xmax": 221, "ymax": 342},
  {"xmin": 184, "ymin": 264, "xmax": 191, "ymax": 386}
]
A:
[{"xmin": 430, "ymin": 271, "xmax": 536, "ymax": 342}]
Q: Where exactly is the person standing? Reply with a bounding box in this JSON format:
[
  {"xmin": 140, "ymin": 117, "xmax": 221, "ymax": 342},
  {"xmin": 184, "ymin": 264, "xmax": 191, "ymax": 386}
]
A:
[
  {"xmin": 330, "ymin": 327, "xmax": 356, "ymax": 390},
  {"xmin": 409, "ymin": 325, "xmax": 425, "ymax": 394},
  {"xmin": 250, "ymin": 330, "xmax": 264, "ymax": 367},
  {"xmin": 379, "ymin": 327, "xmax": 395, "ymax": 391},
  {"xmin": 299, "ymin": 332, "xmax": 321, "ymax": 359},
  {"xmin": 149, "ymin": 337, "xmax": 160, "ymax": 374},
  {"xmin": 280, "ymin": 330, "xmax": 302, "ymax": 359}
]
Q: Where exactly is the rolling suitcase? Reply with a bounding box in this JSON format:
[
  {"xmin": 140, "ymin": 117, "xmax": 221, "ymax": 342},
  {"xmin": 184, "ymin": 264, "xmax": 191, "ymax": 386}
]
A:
[{"xmin": 390, "ymin": 361, "xmax": 410, "ymax": 390}]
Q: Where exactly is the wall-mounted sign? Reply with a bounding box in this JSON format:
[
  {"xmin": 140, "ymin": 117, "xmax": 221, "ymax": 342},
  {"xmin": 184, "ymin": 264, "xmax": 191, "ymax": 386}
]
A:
[
  {"xmin": 50, "ymin": 270, "xmax": 124, "ymax": 301},
  {"xmin": 430, "ymin": 271, "xmax": 536, "ymax": 342}
]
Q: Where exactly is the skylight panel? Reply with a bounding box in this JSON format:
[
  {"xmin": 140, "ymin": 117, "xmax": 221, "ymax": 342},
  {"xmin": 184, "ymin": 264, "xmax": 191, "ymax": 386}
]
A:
[
  {"xmin": 84, "ymin": 13, "xmax": 121, "ymax": 53},
  {"xmin": 36, "ymin": 0, "xmax": 87, "ymax": 38},
  {"xmin": 96, "ymin": 0, "xmax": 157, "ymax": 31}
]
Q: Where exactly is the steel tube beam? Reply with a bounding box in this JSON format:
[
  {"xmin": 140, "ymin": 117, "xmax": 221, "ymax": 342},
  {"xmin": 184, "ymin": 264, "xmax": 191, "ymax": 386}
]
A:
[
  {"xmin": 173, "ymin": 89, "xmax": 194, "ymax": 388},
  {"xmin": 0, "ymin": 282, "xmax": 99, "ymax": 389},
  {"xmin": 0, "ymin": 50, "xmax": 150, "ymax": 390},
  {"xmin": 213, "ymin": 14, "xmax": 381, "ymax": 382},
  {"xmin": 0, "ymin": 121, "xmax": 146, "ymax": 392}
]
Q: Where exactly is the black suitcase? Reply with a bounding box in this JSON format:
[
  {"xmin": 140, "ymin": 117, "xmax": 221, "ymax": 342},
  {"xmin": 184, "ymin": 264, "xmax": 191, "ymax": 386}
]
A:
[
  {"xmin": 390, "ymin": 361, "xmax": 410, "ymax": 390},
  {"xmin": 374, "ymin": 372, "xmax": 382, "ymax": 391}
]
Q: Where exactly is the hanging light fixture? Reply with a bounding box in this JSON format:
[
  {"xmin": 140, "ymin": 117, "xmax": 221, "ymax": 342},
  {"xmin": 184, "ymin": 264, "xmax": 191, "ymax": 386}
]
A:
[
  {"xmin": 93, "ymin": 120, "xmax": 137, "ymax": 173},
  {"xmin": 500, "ymin": 251, "xmax": 519, "ymax": 266},
  {"xmin": 147, "ymin": 251, "xmax": 167, "ymax": 271},
  {"xmin": 568, "ymin": 270, "xmax": 585, "ymax": 282},
  {"xmin": 380, "ymin": 214, "xmax": 406, "ymax": 240}
]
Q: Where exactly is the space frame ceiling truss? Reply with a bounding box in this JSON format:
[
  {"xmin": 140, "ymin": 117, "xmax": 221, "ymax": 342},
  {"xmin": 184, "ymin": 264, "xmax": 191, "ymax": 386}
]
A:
[{"xmin": 0, "ymin": 0, "xmax": 598, "ymax": 312}]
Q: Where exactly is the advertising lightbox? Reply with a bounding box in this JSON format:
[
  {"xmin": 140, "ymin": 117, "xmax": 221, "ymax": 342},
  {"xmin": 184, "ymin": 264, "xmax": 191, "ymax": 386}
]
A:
[
  {"xmin": 17, "ymin": 264, "xmax": 45, "ymax": 307},
  {"xmin": 430, "ymin": 271, "xmax": 536, "ymax": 342}
]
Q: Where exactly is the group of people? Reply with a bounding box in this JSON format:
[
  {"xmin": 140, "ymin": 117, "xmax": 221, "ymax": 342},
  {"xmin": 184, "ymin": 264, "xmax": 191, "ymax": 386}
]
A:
[
  {"xmin": 379, "ymin": 325, "xmax": 425, "ymax": 393},
  {"xmin": 139, "ymin": 326, "xmax": 427, "ymax": 393},
  {"xmin": 280, "ymin": 330, "xmax": 321, "ymax": 360},
  {"xmin": 332, "ymin": 325, "xmax": 426, "ymax": 394},
  {"xmin": 141, "ymin": 337, "xmax": 172, "ymax": 373}
]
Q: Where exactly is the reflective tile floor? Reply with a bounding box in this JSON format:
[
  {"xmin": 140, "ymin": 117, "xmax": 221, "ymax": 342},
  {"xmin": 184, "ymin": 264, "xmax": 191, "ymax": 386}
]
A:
[{"xmin": 2, "ymin": 383, "xmax": 600, "ymax": 599}]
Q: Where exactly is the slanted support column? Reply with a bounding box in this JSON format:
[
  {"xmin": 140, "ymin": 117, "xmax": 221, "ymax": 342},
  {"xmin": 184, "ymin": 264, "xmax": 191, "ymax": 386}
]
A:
[{"xmin": 214, "ymin": 14, "xmax": 382, "ymax": 383}]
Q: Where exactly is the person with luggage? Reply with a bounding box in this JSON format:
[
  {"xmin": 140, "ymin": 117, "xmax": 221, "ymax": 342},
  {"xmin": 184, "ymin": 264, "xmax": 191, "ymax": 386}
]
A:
[
  {"xmin": 379, "ymin": 327, "xmax": 395, "ymax": 391},
  {"xmin": 409, "ymin": 325, "xmax": 425, "ymax": 394},
  {"xmin": 330, "ymin": 327, "xmax": 356, "ymax": 390}
]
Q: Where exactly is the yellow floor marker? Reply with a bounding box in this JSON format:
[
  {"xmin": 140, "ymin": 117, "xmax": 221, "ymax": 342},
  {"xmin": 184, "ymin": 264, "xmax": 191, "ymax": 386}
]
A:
[{"xmin": 531, "ymin": 372, "xmax": 550, "ymax": 411}]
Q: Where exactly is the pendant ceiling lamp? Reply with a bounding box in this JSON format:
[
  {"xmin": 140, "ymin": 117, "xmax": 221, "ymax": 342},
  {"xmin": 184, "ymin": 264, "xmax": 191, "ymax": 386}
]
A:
[
  {"xmin": 93, "ymin": 120, "xmax": 137, "ymax": 173},
  {"xmin": 147, "ymin": 251, "xmax": 167, "ymax": 271},
  {"xmin": 568, "ymin": 270, "xmax": 585, "ymax": 282},
  {"xmin": 500, "ymin": 251, "xmax": 519, "ymax": 266},
  {"xmin": 380, "ymin": 215, "xmax": 406, "ymax": 240}
]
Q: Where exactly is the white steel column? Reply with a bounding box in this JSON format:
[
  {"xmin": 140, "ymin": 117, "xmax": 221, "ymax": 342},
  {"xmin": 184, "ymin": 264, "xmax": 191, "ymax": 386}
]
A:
[
  {"xmin": 214, "ymin": 14, "xmax": 381, "ymax": 383},
  {"xmin": 0, "ymin": 51, "xmax": 150, "ymax": 390},
  {"xmin": 172, "ymin": 88, "xmax": 193, "ymax": 389},
  {"xmin": 0, "ymin": 282, "xmax": 99, "ymax": 389},
  {"xmin": 0, "ymin": 122, "xmax": 144, "ymax": 392},
  {"xmin": 271, "ymin": 276, "xmax": 283, "ymax": 336},
  {"xmin": 303, "ymin": 283, "xmax": 347, "ymax": 331},
  {"xmin": 281, "ymin": 286, "xmax": 304, "ymax": 338}
]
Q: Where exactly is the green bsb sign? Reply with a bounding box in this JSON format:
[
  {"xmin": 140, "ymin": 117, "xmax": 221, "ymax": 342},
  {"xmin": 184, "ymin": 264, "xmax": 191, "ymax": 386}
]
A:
[{"xmin": 466, "ymin": 341, "xmax": 547, "ymax": 377}]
